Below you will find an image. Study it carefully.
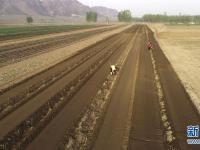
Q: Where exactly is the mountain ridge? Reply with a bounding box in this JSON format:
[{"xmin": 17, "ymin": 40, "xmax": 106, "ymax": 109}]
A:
[{"xmin": 0, "ymin": 0, "xmax": 118, "ymax": 20}]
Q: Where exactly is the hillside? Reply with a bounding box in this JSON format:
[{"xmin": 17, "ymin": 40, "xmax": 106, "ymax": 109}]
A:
[{"xmin": 0, "ymin": 0, "xmax": 118, "ymax": 20}]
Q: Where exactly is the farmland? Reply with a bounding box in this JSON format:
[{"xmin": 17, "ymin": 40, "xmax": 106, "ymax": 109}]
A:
[
  {"xmin": 0, "ymin": 24, "xmax": 199, "ymax": 150},
  {"xmin": 0, "ymin": 24, "xmax": 102, "ymax": 40},
  {"xmin": 150, "ymin": 24, "xmax": 200, "ymax": 113}
]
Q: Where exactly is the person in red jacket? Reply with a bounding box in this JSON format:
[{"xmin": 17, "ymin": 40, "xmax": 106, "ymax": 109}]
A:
[{"xmin": 147, "ymin": 41, "xmax": 153, "ymax": 50}]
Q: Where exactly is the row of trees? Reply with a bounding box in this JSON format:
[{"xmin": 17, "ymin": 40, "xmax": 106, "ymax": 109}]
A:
[
  {"xmin": 27, "ymin": 12, "xmax": 200, "ymax": 24},
  {"xmin": 118, "ymin": 12, "xmax": 200, "ymax": 24},
  {"xmin": 86, "ymin": 10, "xmax": 133, "ymax": 23},
  {"xmin": 142, "ymin": 14, "xmax": 200, "ymax": 24},
  {"xmin": 118, "ymin": 10, "xmax": 133, "ymax": 22},
  {"xmin": 25, "ymin": 10, "xmax": 133, "ymax": 24},
  {"xmin": 86, "ymin": 11, "xmax": 97, "ymax": 22},
  {"xmin": 26, "ymin": 16, "xmax": 33, "ymax": 24},
  {"xmin": 25, "ymin": 13, "xmax": 98, "ymax": 24}
]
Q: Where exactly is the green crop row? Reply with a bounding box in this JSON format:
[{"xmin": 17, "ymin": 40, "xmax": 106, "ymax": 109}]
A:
[{"xmin": 0, "ymin": 24, "xmax": 99, "ymax": 37}]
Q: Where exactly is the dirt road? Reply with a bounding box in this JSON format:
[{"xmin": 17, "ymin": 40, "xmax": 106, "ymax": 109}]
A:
[{"xmin": 0, "ymin": 25, "xmax": 199, "ymax": 150}]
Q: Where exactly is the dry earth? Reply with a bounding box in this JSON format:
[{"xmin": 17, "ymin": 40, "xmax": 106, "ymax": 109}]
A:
[
  {"xmin": 0, "ymin": 24, "xmax": 131, "ymax": 90},
  {"xmin": 149, "ymin": 24, "xmax": 200, "ymax": 113}
]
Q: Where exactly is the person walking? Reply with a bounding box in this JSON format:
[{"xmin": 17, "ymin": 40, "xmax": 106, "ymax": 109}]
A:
[{"xmin": 147, "ymin": 41, "xmax": 153, "ymax": 50}]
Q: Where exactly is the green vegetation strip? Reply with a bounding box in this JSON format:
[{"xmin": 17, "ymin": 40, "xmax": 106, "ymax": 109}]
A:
[{"xmin": 0, "ymin": 25, "xmax": 100, "ymax": 37}]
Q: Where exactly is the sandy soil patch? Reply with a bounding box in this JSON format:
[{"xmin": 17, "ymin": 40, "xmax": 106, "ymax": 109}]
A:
[
  {"xmin": 149, "ymin": 24, "xmax": 200, "ymax": 113},
  {"xmin": 0, "ymin": 25, "xmax": 131, "ymax": 90}
]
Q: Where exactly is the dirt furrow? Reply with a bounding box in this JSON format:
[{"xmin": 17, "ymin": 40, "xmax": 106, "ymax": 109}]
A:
[
  {"xmin": 147, "ymin": 26, "xmax": 200, "ymax": 150},
  {"xmin": 0, "ymin": 33, "xmax": 121, "ymax": 120},
  {"xmin": 0, "ymin": 26, "xmax": 122, "ymax": 66},
  {"xmin": 0, "ymin": 26, "xmax": 137, "ymax": 149},
  {"xmin": 26, "ymin": 26, "xmax": 139, "ymax": 150}
]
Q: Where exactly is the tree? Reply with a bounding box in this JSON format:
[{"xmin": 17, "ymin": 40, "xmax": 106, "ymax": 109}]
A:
[
  {"xmin": 26, "ymin": 16, "xmax": 33, "ymax": 24},
  {"xmin": 86, "ymin": 12, "xmax": 97, "ymax": 22},
  {"xmin": 142, "ymin": 14, "xmax": 193, "ymax": 24},
  {"xmin": 118, "ymin": 10, "xmax": 132, "ymax": 22},
  {"xmin": 106, "ymin": 17, "xmax": 110, "ymax": 24}
]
